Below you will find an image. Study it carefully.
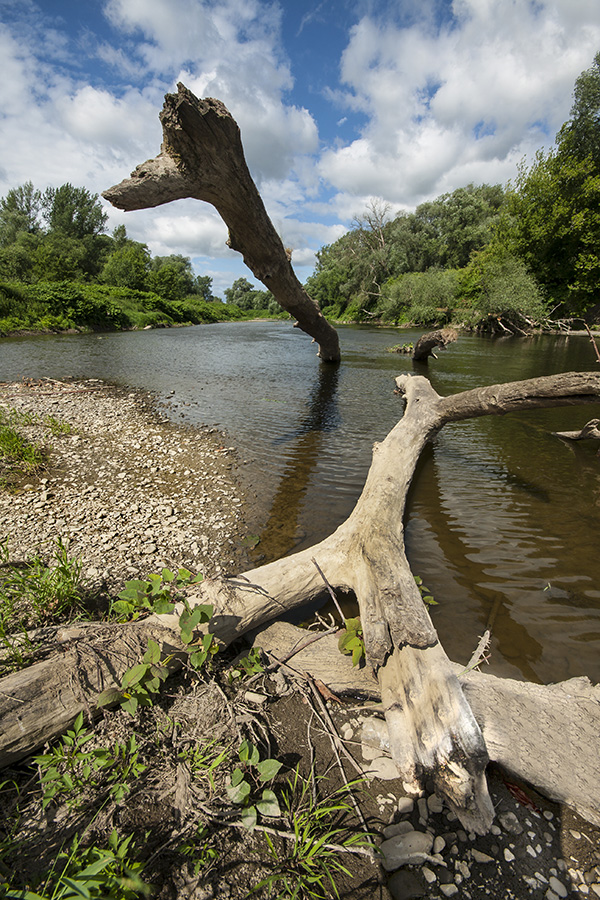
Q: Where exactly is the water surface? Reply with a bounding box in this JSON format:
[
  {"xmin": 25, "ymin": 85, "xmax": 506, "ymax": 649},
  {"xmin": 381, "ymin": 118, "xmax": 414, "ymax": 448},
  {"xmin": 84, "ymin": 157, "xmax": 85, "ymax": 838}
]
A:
[{"xmin": 2, "ymin": 322, "xmax": 599, "ymax": 683}]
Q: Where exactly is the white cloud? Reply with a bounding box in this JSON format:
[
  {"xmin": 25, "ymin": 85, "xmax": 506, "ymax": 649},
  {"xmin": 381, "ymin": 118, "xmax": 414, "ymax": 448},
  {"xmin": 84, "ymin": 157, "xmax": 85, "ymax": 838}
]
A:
[{"xmin": 320, "ymin": 0, "xmax": 600, "ymax": 207}]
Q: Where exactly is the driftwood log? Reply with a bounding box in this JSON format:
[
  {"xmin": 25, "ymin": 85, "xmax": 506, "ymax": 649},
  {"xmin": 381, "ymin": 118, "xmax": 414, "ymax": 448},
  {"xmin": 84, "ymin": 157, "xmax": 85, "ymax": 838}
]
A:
[
  {"xmin": 250, "ymin": 621, "xmax": 600, "ymax": 829},
  {"xmin": 412, "ymin": 327, "xmax": 458, "ymax": 361},
  {"xmin": 2, "ymin": 372, "xmax": 600, "ymax": 832},
  {"xmin": 102, "ymin": 84, "xmax": 340, "ymax": 363},
  {"xmin": 554, "ymin": 417, "xmax": 600, "ymax": 451}
]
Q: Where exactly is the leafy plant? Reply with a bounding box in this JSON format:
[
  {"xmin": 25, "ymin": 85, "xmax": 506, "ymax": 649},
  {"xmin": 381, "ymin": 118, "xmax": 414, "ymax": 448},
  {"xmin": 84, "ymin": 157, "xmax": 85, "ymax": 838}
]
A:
[
  {"xmin": 97, "ymin": 639, "xmax": 170, "ymax": 716},
  {"xmin": 414, "ymin": 575, "xmax": 438, "ymax": 607},
  {"xmin": 337, "ymin": 616, "xmax": 365, "ymax": 667},
  {"xmin": 2, "ymin": 829, "xmax": 149, "ymax": 899},
  {"xmin": 43, "ymin": 415, "xmax": 72, "ymax": 436},
  {"xmin": 109, "ymin": 566, "xmax": 203, "ymax": 622},
  {"xmin": 178, "ymin": 598, "xmax": 217, "ymax": 670},
  {"xmin": 178, "ymin": 739, "xmax": 229, "ymax": 793},
  {"xmin": 33, "ymin": 713, "xmax": 147, "ymax": 808},
  {"xmin": 0, "ymin": 539, "xmax": 84, "ymax": 672},
  {"xmin": 255, "ymin": 769, "xmax": 375, "ymax": 899},
  {"xmin": 228, "ymin": 646, "xmax": 265, "ymax": 682},
  {"xmin": 178, "ymin": 823, "xmax": 219, "ymax": 877},
  {"xmin": 225, "ymin": 740, "xmax": 282, "ymax": 830}
]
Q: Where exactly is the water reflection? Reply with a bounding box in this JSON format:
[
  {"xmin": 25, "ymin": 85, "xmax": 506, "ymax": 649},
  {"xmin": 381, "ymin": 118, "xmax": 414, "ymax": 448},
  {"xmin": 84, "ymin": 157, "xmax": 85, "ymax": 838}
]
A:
[
  {"xmin": 253, "ymin": 362, "xmax": 340, "ymax": 564},
  {"xmin": 2, "ymin": 324, "xmax": 600, "ymax": 684}
]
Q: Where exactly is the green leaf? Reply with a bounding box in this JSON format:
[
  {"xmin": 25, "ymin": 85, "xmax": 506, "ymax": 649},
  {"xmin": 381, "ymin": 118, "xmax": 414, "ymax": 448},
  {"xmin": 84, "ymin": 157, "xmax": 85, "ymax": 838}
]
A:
[
  {"xmin": 226, "ymin": 778, "xmax": 251, "ymax": 805},
  {"xmin": 241, "ymin": 805, "xmax": 258, "ymax": 830},
  {"xmin": 161, "ymin": 568, "xmax": 176, "ymax": 583},
  {"xmin": 256, "ymin": 758, "xmax": 282, "ymax": 781},
  {"xmin": 118, "ymin": 579, "xmax": 151, "ymax": 600},
  {"xmin": 153, "ymin": 597, "xmax": 175, "ymax": 614},
  {"xmin": 239, "ymin": 740, "xmax": 260, "ymax": 766},
  {"xmin": 121, "ymin": 663, "xmax": 149, "ymax": 689},
  {"xmin": 97, "ymin": 688, "xmax": 123, "ymax": 708},
  {"xmin": 257, "ymin": 789, "xmax": 281, "ymax": 818},
  {"xmin": 189, "ymin": 648, "xmax": 208, "ymax": 668},
  {"xmin": 121, "ymin": 696, "xmax": 138, "ymax": 716},
  {"xmin": 143, "ymin": 639, "xmax": 161, "ymax": 665}
]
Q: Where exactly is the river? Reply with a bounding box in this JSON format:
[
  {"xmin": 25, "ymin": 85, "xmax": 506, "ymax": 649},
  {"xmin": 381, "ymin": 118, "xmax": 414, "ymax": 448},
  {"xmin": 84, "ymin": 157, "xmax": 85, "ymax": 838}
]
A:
[{"xmin": 2, "ymin": 321, "xmax": 599, "ymax": 685}]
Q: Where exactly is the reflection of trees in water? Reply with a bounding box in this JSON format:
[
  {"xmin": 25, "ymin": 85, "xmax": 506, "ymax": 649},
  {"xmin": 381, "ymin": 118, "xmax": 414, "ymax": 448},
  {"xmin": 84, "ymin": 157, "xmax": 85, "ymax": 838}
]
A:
[{"xmin": 252, "ymin": 363, "xmax": 340, "ymax": 565}]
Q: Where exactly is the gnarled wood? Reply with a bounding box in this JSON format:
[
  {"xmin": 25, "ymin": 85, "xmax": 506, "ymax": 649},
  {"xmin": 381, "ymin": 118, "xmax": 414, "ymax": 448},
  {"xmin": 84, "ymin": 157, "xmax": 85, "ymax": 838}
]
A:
[
  {"xmin": 412, "ymin": 327, "xmax": 458, "ymax": 361},
  {"xmin": 2, "ymin": 372, "xmax": 599, "ymax": 832},
  {"xmin": 554, "ymin": 417, "xmax": 600, "ymax": 443},
  {"xmin": 250, "ymin": 621, "xmax": 600, "ymax": 828},
  {"xmin": 103, "ymin": 84, "xmax": 340, "ymax": 363}
]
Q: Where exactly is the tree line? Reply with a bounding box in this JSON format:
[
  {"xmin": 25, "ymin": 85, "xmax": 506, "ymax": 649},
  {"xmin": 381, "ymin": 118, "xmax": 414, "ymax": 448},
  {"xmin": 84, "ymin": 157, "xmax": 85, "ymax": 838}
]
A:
[
  {"xmin": 307, "ymin": 53, "xmax": 600, "ymax": 333},
  {"xmin": 1, "ymin": 53, "xmax": 598, "ymax": 336},
  {"xmin": 0, "ymin": 183, "xmax": 279, "ymax": 334}
]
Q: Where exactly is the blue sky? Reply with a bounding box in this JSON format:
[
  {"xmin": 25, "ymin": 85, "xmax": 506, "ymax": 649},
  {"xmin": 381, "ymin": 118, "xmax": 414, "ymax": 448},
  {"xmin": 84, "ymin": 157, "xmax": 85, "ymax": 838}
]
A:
[{"xmin": 1, "ymin": 0, "xmax": 600, "ymax": 296}]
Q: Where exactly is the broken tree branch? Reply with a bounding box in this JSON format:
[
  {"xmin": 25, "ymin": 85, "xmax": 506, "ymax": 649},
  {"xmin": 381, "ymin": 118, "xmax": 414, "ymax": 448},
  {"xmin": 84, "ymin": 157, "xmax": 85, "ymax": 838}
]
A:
[
  {"xmin": 2, "ymin": 372, "xmax": 599, "ymax": 833},
  {"xmin": 103, "ymin": 84, "xmax": 340, "ymax": 363}
]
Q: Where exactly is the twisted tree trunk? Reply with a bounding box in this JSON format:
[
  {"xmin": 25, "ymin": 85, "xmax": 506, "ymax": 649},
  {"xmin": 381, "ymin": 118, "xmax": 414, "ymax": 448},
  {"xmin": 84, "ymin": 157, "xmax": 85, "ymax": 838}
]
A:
[
  {"xmin": 1, "ymin": 372, "xmax": 599, "ymax": 832},
  {"xmin": 103, "ymin": 84, "xmax": 340, "ymax": 363}
]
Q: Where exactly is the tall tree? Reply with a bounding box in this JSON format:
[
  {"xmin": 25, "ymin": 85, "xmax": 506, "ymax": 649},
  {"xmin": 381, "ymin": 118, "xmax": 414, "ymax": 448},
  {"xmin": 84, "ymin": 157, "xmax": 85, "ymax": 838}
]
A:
[
  {"xmin": 503, "ymin": 52, "xmax": 600, "ymax": 316},
  {"xmin": 42, "ymin": 184, "xmax": 108, "ymax": 240},
  {"xmin": 0, "ymin": 182, "xmax": 42, "ymax": 247}
]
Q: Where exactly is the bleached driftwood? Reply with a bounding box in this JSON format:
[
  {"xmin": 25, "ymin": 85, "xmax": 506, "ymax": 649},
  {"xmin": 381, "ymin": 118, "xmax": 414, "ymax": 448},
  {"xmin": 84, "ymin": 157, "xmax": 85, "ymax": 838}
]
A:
[
  {"xmin": 250, "ymin": 621, "xmax": 600, "ymax": 828},
  {"xmin": 1, "ymin": 372, "xmax": 599, "ymax": 833},
  {"xmin": 103, "ymin": 84, "xmax": 340, "ymax": 363},
  {"xmin": 412, "ymin": 327, "xmax": 458, "ymax": 361}
]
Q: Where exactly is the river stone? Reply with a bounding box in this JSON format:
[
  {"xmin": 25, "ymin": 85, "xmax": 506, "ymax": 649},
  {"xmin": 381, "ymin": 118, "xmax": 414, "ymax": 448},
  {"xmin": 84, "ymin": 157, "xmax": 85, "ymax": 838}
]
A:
[
  {"xmin": 499, "ymin": 811, "xmax": 524, "ymax": 835},
  {"xmin": 397, "ymin": 797, "xmax": 415, "ymax": 815},
  {"xmin": 548, "ymin": 877, "xmax": 568, "ymax": 897},
  {"xmin": 380, "ymin": 831, "xmax": 434, "ymax": 871},
  {"xmin": 427, "ymin": 794, "xmax": 444, "ymax": 814},
  {"xmin": 365, "ymin": 756, "xmax": 399, "ymax": 780},
  {"xmin": 361, "ymin": 716, "xmax": 390, "ymax": 751},
  {"xmin": 387, "ymin": 869, "xmax": 426, "ymax": 899},
  {"xmin": 383, "ymin": 821, "xmax": 415, "ymax": 839}
]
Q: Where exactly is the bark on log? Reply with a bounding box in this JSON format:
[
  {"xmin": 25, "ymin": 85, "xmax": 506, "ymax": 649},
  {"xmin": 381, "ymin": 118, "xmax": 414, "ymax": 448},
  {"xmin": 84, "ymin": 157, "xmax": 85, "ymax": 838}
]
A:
[
  {"xmin": 102, "ymin": 83, "xmax": 340, "ymax": 363},
  {"xmin": 2, "ymin": 372, "xmax": 599, "ymax": 833},
  {"xmin": 412, "ymin": 328, "xmax": 458, "ymax": 361}
]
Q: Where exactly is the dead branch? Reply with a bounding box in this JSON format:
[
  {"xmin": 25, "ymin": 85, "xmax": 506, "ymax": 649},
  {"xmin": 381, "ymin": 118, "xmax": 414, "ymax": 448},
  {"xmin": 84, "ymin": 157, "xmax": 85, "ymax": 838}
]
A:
[{"xmin": 103, "ymin": 84, "xmax": 340, "ymax": 363}]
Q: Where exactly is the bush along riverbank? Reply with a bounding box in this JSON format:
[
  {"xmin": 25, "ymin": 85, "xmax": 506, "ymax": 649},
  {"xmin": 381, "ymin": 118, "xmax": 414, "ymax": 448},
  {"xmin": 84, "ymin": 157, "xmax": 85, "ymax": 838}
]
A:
[
  {"xmin": 0, "ymin": 379, "xmax": 599, "ymax": 900},
  {"xmin": 0, "ymin": 280, "xmax": 288, "ymax": 336}
]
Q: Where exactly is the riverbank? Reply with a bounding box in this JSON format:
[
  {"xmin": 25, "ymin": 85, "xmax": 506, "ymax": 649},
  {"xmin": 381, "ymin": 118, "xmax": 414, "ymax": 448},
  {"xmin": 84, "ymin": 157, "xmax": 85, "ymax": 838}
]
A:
[
  {"xmin": 1, "ymin": 377, "xmax": 599, "ymax": 900},
  {"xmin": 0, "ymin": 378, "xmax": 256, "ymax": 593}
]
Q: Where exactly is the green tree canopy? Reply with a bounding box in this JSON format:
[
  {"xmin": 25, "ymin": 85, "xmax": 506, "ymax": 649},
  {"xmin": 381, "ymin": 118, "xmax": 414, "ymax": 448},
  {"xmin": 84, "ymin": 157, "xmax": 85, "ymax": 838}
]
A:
[{"xmin": 42, "ymin": 184, "xmax": 108, "ymax": 239}]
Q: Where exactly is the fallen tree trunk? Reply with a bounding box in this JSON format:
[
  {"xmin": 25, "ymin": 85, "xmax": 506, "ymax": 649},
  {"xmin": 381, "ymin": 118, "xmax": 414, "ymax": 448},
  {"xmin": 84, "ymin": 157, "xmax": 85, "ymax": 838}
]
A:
[
  {"xmin": 103, "ymin": 84, "xmax": 340, "ymax": 363},
  {"xmin": 249, "ymin": 621, "xmax": 600, "ymax": 828},
  {"xmin": 2, "ymin": 372, "xmax": 599, "ymax": 832}
]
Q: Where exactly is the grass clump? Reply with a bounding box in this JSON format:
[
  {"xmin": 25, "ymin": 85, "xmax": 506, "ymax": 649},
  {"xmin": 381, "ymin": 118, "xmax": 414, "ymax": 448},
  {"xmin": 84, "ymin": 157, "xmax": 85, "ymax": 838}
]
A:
[{"xmin": 0, "ymin": 538, "xmax": 84, "ymax": 672}]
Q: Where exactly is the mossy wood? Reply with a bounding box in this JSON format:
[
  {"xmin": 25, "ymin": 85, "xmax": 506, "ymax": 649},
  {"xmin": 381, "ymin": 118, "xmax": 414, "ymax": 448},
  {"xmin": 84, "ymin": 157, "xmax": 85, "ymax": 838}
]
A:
[
  {"xmin": 103, "ymin": 83, "xmax": 340, "ymax": 363},
  {"xmin": 1, "ymin": 372, "xmax": 599, "ymax": 833}
]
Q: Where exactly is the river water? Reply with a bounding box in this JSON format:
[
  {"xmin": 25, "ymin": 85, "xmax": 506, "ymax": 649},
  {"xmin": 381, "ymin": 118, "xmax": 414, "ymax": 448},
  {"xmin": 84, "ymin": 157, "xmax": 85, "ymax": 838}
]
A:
[{"xmin": 2, "ymin": 321, "xmax": 599, "ymax": 684}]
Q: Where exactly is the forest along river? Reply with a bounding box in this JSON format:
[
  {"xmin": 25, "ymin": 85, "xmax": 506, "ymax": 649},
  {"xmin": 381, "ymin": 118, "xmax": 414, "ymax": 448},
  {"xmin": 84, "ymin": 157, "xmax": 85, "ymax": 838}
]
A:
[{"xmin": 2, "ymin": 320, "xmax": 600, "ymax": 686}]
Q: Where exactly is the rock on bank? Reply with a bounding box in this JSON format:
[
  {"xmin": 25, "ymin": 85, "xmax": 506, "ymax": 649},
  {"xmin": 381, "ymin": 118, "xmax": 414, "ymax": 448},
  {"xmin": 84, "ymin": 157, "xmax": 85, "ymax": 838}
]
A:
[{"xmin": 0, "ymin": 378, "xmax": 253, "ymax": 591}]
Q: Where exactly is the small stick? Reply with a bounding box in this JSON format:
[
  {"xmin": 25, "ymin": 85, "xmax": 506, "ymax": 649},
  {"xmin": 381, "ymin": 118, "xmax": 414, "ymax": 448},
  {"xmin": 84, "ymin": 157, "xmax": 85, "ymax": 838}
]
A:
[
  {"xmin": 584, "ymin": 323, "xmax": 600, "ymax": 364},
  {"xmin": 460, "ymin": 629, "xmax": 491, "ymax": 676},
  {"xmin": 311, "ymin": 557, "xmax": 345, "ymax": 622}
]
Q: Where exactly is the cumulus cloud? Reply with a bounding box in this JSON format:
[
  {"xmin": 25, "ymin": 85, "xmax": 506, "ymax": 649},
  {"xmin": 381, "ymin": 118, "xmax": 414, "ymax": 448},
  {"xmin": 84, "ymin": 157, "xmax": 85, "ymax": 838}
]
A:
[{"xmin": 320, "ymin": 0, "xmax": 600, "ymax": 207}]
